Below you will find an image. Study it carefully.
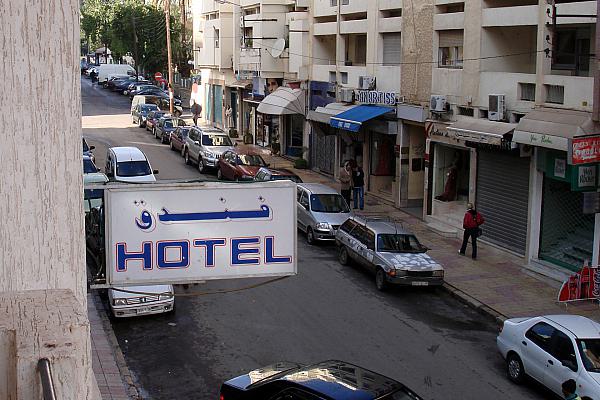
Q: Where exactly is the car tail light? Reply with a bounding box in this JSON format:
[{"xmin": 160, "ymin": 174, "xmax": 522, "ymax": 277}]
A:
[{"xmin": 219, "ymin": 394, "xmax": 224, "ymax": 400}]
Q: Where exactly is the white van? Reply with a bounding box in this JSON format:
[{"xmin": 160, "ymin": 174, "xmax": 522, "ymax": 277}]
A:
[
  {"xmin": 97, "ymin": 64, "xmax": 136, "ymax": 84},
  {"xmin": 105, "ymin": 146, "xmax": 158, "ymax": 183}
]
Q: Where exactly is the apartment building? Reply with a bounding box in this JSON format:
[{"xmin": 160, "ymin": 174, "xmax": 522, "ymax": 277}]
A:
[
  {"xmin": 426, "ymin": 0, "xmax": 599, "ymax": 276},
  {"xmin": 307, "ymin": 0, "xmax": 433, "ymax": 208}
]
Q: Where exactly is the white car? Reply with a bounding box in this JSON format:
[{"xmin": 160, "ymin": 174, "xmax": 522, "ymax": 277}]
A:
[
  {"xmin": 109, "ymin": 285, "xmax": 175, "ymax": 318},
  {"xmin": 105, "ymin": 146, "xmax": 158, "ymax": 183},
  {"xmin": 497, "ymin": 315, "xmax": 600, "ymax": 398}
]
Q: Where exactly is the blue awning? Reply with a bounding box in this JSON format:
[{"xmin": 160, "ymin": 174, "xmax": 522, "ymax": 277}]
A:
[{"xmin": 330, "ymin": 105, "xmax": 394, "ymax": 132}]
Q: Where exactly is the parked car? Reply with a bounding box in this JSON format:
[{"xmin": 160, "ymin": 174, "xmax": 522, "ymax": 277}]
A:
[
  {"xmin": 145, "ymin": 110, "xmax": 168, "ymax": 132},
  {"xmin": 104, "ymin": 146, "xmax": 158, "ymax": 183},
  {"xmin": 104, "ymin": 75, "xmax": 131, "ymax": 90},
  {"xmin": 83, "ymin": 155, "xmax": 100, "ymax": 174},
  {"xmin": 132, "ymin": 103, "xmax": 159, "ymax": 127},
  {"xmin": 183, "ymin": 127, "xmax": 235, "ymax": 173},
  {"xmin": 254, "ymin": 167, "xmax": 303, "ymax": 183},
  {"xmin": 83, "ymin": 137, "xmax": 95, "ymax": 163},
  {"xmin": 155, "ymin": 117, "xmax": 187, "ymax": 144},
  {"xmin": 127, "ymin": 83, "xmax": 158, "ymax": 97},
  {"xmin": 217, "ymin": 150, "xmax": 268, "ymax": 181},
  {"xmin": 96, "ymin": 64, "xmax": 136, "ymax": 84},
  {"xmin": 109, "ymin": 285, "xmax": 175, "ymax": 318},
  {"xmin": 219, "ymin": 360, "xmax": 424, "ymax": 400},
  {"xmin": 296, "ymin": 183, "xmax": 352, "ymax": 245},
  {"xmin": 497, "ymin": 314, "xmax": 600, "ymax": 398},
  {"xmin": 335, "ymin": 215, "xmax": 444, "ymax": 291},
  {"xmin": 83, "ymin": 171, "xmax": 108, "ymax": 215},
  {"xmin": 131, "ymin": 87, "xmax": 168, "ymax": 99},
  {"xmin": 170, "ymin": 126, "xmax": 191, "ymax": 155}
]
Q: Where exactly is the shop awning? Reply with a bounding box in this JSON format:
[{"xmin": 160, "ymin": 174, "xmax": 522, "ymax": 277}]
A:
[
  {"xmin": 308, "ymin": 102, "xmax": 359, "ymax": 124},
  {"xmin": 513, "ymin": 108, "xmax": 597, "ymax": 151},
  {"xmin": 447, "ymin": 119, "xmax": 517, "ymax": 145},
  {"xmin": 256, "ymin": 87, "xmax": 305, "ymax": 115},
  {"xmin": 227, "ymin": 79, "xmax": 253, "ymax": 89},
  {"xmin": 330, "ymin": 105, "xmax": 394, "ymax": 132}
]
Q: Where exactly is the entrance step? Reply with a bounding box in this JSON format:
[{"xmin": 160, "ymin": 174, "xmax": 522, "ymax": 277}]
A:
[
  {"xmin": 524, "ymin": 258, "xmax": 572, "ymax": 286},
  {"xmin": 425, "ymin": 219, "xmax": 459, "ymax": 238}
]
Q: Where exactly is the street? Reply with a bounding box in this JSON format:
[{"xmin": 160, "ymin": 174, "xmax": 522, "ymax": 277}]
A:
[{"xmin": 82, "ymin": 77, "xmax": 550, "ymax": 400}]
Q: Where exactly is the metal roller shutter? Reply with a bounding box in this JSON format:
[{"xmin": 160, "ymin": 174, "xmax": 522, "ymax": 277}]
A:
[
  {"xmin": 476, "ymin": 151, "xmax": 530, "ymax": 255},
  {"xmin": 383, "ymin": 33, "xmax": 402, "ymax": 66}
]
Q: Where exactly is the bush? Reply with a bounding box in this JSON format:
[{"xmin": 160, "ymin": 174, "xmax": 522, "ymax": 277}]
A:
[{"xmin": 294, "ymin": 158, "xmax": 308, "ymax": 169}]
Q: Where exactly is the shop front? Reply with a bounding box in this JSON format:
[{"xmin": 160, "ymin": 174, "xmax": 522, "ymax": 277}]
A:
[{"xmin": 225, "ymin": 78, "xmax": 252, "ymax": 137}]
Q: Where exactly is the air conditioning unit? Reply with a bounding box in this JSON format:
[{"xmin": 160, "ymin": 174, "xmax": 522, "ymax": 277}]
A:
[
  {"xmin": 358, "ymin": 76, "xmax": 376, "ymax": 90},
  {"xmin": 340, "ymin": 88, "xmax": 354, "ymax": 103},
  {"xmin": 430, "ymin": 95, "xmax": 447, "ymax": 113},
  {"xmin": 397, "ymin": 95, "xmax": 405, "ymax": 104},
  {"xmin": 488, "ymin": 94, "xmax": 506, "ymax": 121}
]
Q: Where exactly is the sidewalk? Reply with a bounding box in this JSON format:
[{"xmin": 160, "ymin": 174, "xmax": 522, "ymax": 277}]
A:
[{"xmin": 244, "ymin": 143, "xmax": 600, "ymax": 323}]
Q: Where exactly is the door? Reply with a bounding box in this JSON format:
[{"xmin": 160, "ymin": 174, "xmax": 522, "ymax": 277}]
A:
[
  {"xmin": 362, "ymin": 228, "xmax": 376, "ymax": 271},
  {"xmin": 297, "ymin": 189, "xmax": 310, "ymax": 231},
  {"xmin": 188, "ymin": 129, "xmax": 200, "ymax": 161},
  {"xmin": 545, "ymin": 329, "xmax": 580, "ymax": 395},
  {"xmin": 222, "ymin": 151, "xmax": 236, "ymax": 180},
  {"xmin": 523, "ymin": 322, "xmax": 557, "ymax": 387}
]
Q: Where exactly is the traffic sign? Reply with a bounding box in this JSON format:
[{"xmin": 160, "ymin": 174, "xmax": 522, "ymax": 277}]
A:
[{"xmin": 154, "ymin": 72, "xmax": 163, "ymax": 80}]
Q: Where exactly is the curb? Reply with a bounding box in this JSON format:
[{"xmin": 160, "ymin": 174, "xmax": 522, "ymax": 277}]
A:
[
  {"xmin": 441, "ymin": 282, "xmax": 507, "ymax": 325},
  {"xmin": 92, "ymin": 293, "xmax": 142, "ymax": 400}
]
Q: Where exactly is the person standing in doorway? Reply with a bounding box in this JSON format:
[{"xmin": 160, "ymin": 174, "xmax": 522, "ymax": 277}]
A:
[
  {"xmin": 352, "ymin": 164, "xmax": 365, "ymax": 210},
  {"xmin": 459, "ymin": 203, "xmax": 485, "ymax": 259},
  {"xmin": 339, "ymin": 161, "xmax": 352, "ymax": 207},
  {"xmin": 191, "ymin": 101, "xmax": 202, "ymax": 126}
]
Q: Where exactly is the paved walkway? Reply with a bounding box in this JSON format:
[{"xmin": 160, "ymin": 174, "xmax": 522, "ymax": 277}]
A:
[{"xmin": 243, "ymin": 143, "xmax": 600, "ymax": 323}]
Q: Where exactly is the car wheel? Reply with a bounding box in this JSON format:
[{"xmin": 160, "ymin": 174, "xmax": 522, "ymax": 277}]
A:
[
  {"xmin": 184, "ymin": 151, "xmax": 191, "ymax": 165},
  {"xmin": 338, "ymin": 247, "xmax": 350, "ymax": 265},
  {"xmin": 132, "ymin": 118, "xmax": 136, "ymax": 124},
  {"xmin": 306, "ymin": 228, "xmax": 316, "ymax": 245},
  {"xmin": 170, "ymin": 141, "xmax": 175, "ymax": 151},
  {"xmin": 197, "ymin": 157, "xmax": 205, "ymax": 173},
  {"xmin": 138, "ymin": 119, "xmax": 143, "ymax": 128},
  {"xmin": 181, "ymin": 147, "xmax": 186, "ymax": 157},
  {"xmin": 507, "ymin": 353, "xmax": 525, "ymax": 384},
  {"xmin": 217, "ymin": 168, "xmax": 223, "ymax": 180},
  {"xmin": 375, "ymin": 268, "xmax": 387, "ymax": 291}
]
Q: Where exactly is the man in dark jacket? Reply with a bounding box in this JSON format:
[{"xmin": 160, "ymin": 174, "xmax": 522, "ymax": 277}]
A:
[
  {"xmin": 459, "ymin": 203, "xmax": 484, "ymax": 259},
  {"xmin": 191, "ymin": 101, "xmax": 202, "ymax": 126}
]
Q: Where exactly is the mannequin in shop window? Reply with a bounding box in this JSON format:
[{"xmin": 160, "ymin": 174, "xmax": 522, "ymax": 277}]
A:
[{"xmin": 435, "ymin": 152, "xmax": 461, "ymax": 202}]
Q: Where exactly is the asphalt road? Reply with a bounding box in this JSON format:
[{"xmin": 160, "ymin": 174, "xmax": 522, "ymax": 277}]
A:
[{"xmin": 82, "ymin": 77, "xmax": 550, "ymax": 400}]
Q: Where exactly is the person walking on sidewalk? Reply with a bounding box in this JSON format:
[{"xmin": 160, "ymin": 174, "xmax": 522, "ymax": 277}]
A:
[
  {"xmin": 562, "ymin": 379, "xmax": 582, "ymax": 400},
  {"xmin": 191, "ymin": 101, "xmax": 202, "ymax": 126},
  {"xmin": 459, "ymin": 203, "xmax": 484, "ymax": 259},
  {"xmin": 352, "ymin": 164, "xmax": 365, "ymax": 210},
  {"xmin": 339, "ymin": 161, "xmax": 352, "ymax": 207}
]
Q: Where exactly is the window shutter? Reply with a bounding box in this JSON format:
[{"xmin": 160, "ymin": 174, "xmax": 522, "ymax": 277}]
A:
[
  {"xmin": 382, "ymin": 33, "xmax": 402, "ymax": 66},
  {"xmin": 438, "ymin": 30, "xmax": 464, "ymax": 48}
]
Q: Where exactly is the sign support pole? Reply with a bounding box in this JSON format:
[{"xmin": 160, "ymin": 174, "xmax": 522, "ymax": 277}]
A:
[{"xmin": 165, "ymin": 0, "xmax": 174, "ymax": 115}]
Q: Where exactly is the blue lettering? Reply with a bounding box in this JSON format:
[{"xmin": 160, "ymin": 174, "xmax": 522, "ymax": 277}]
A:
[
  {"xmin": 116, "ymin": 242, "xmax": 152, "ymax": 272},
  {"xmin": 265, "ymin": 237, "xmax": 292, "ymax": 264},
  {"xmin": 194, "ymin": 239, "xmax": 226, "ymax": 267},
  {"xmin": 157, "ymin": 241, "xmax": 189, "ymax": 269},
  {"xmin": 231, "ymin": 237, "xmax": 260, "ymax": 265}
]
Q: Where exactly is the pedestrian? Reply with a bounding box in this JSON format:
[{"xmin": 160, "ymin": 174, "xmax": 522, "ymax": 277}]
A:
[
  {"xmin": 458, "ymin": 203, "xmax": 484, "ymax": 259},
  {"xmin": 352, "ymin": 164, "xmax": 365, "ymax": 210},
  {"xmin": 90, "ymin": 69, "xmax": 97, "ymax": 83},
  {"xmin": 339, "ymin": 161, "xmax": 352, "ymax": 207},
  {"xmin": 562, "ymin": 379, "xmax": 582, "ymax": 400},
  {"xmin": 191, "ymin": 101, "xmax": 202, "ymax": 126}
]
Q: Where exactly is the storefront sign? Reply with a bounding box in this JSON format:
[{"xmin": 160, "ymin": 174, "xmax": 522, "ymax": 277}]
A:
[
  {"xmin": 569, "ymin": 135, "xmax": 600, "ymax": 165},
  {"xmin": 513, "ymin": 130, "xmax": 569, "ymax": 151},
  {"xmin": 578, "ymin": 165, "xmax": 596, "ymax": 188},
  {"xmin": 554, "ymin": 158, "xmax": 566, "ymax": 178},
  {"xmin": 558, "ymin": 265, "xmax": 599, "ymax": 303},
  {"xmin": 354, "ymin": 90, "xmax": 398, "ymax": 106}
]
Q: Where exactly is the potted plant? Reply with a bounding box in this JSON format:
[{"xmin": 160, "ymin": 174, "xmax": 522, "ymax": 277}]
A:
[{"xmin": 294, "ymin": 158, "xmax": 308, "ymax": 169}]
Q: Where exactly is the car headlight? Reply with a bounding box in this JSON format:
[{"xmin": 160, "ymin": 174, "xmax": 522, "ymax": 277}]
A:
[
  {"xmin": 394, "ymin": 268, "xmax": 408, "ymax": 276},
  {"xmin": 432, "ymin": 269, "xmax": 444, "ymax": 277},
  {"xmin": 159, "ymin": 294, "xmax": 173, "ymax": 301},
  {"xmin": 142, "ymin": 116, "xmax": 147, "ymax": 120},
  {"xmin": 315, "ymin": 222, "xmax": 330, "ymax": 230},
  {"xmin": 113, "ymin": 298, "xmax": 127, "ymax": 306}
]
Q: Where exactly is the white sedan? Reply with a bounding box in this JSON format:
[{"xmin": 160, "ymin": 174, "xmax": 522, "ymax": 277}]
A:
[{"xmin": 497, "ymin": 315, "xmax": 600, "ymax": 398}]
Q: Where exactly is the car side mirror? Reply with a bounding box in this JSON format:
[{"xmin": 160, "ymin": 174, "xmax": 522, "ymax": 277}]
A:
[
  {"xmin": 303, "ymin": 203, "xmax": 309, "ymax": 211},
  {"xmin": 561, "ymin": 360, "xmax": 577, "ymax": 372},
  {"xmin": 194, "ymin": 141, "xmax": 200, "ymax": 146},
  {"xmin": 153, "ymin": 169, "xmax": 159, "ymax": 175},
  {"xmin": 96, "ymin": 168, "xmax": 100, "ymax": 172},
  {"xmin": 89, "ymin": 145, "xmax": 95, "ymax": 150},
  {"xmin": 266, "ymin": 163, "xmax": 271, "ymax": 167},
  {"xmin": 106, "ymin": 171, "xmax": 113, "ymax": 178}
]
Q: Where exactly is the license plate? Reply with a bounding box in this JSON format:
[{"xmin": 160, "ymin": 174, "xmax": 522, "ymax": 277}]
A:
[
  {"xmin": 411, "ymin": 282, "xmax": 429, "ymax": 286},
  {"xmin": 137, "ymin": 307, "xmax": 150, "ymax": 314}
]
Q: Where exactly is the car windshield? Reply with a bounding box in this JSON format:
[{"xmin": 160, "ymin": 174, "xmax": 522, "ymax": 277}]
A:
[
  {"xmin": 116, "ymin": 161, "xmax": 152, "ymax": 177},
  {"xmin": 83, "ymin": 159, "xmax": 97, "ymax": 173},
  {"xmin": 577, "ymin": 339, "xmax": 600, "ymax": 372},
  {"xmin": 202, "ymin": 134, "xmax": 232, "ymax": 146},
  {"xmin": 238, "ymin": 154, "xmax": 266, "ymax": 166},
  {"xmin": 310, "ymin": 194, "xmax": 350, "ymax": 213},
  {"xmin": 153, "ymin": 113, "xmax": 166, "ymax": 120},
  {"xmin": 163, "ymin": 120, "xmax": 173, "ymax": 129},
  {"xmin": 141, "ymin": 104, "xmax": 158, "ymax": 111},
  {"xmin": 377, "ymin": 234, "xmax": 427, "ymax": 253}
]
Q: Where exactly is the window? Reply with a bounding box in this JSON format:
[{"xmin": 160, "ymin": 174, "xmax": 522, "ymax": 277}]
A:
[
  {"xmin": 438, "ymin": 30, "xmax": 463, "ymax": 68},
  {"xmin": 342, "ymin": 0, "xmax": 349, "ymax": 4},
  {"xmin": 550, "ymin": 330, "xmax": 577, "ymax": 370},
  {"xmin": 340, "ymin": 72, "xmax": 348, "ymax": 84},
  {"xmin": 330, "ymin": 0, "xmax": 337, "ymax": 6},
  {"xmin": 299, "ymin": 192, "xmax": 309, "ymax": 208},
  {"xmin": 340, "ymin": 219, "xmax": 358, "ymax": 234},
  {"xmin": 381, "ymin": 9, "xmax": 402, "ymax": 18},
  {"xmin": 83, "ymin": 158, "xmax": 97, "ymax": 174},
  {"xmin": 545, "ymin": 84, "xmax": 564, "ymax": 104},
  {"xmin": 243, "ymin": 27, "xmax": 253, "ymax": 47},
  {"xmin": 202, "ymin": 134, "xmax": 233, "ymax": 146},
  {"xmin": 377, "ymin": 234, "xmax": 427, "ymax": 253},
  {"xmin": 309, "ymin": 194, "xmax": 350, "ymax": 213},
  {"xmin": 552, "ymin": 28, "xmax": 591, "ymax": 76},
  {"xmin": 116, "ymin": 161, "xmax": 152, "ymax": 177},
  {"xmin": 329, "ymin": 71, "xmax": 336, "ymax": 83},
  {"xmin": 215, "ymin": 29, "xmax": 219, "ymax": 48},
  {"xmin": 364, "ymin": 229, "xmax": 375, "ymax": 250},
  {"xmin": 382, "ymin": 33, "xmax": 401, "ymax": 66},
  {"xmin": 577, "ymin": 339, "xmax": 600, "ymax": 372},
  {"xmin": 297, "ymin": 187, "xmax": 303, "ymax": 202},
  {"xmin": 519, "ymin": 83, "xmax": 535, "ymax": 102},
  {"xmin": 458, "ymin": 106, "xmax": 474, "ymax": 117},
  {"xmin": 526, "ymin": 322, "xmax": 555, "ymax": 351}
]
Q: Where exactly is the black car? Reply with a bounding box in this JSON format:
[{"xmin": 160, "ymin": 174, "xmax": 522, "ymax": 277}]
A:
[
  {"xmin": 220, "ymin": 360, "xmax": 423, "ymax": 400},
  {"xmin": 154, "ymin": 117, "xmax": 187, "ymax": 144},
  {"xmin": 132, "ymin": 103, "xmax": 160, "ymax": 127}
]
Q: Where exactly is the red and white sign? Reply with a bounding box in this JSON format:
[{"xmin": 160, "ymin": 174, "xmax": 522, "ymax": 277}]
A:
[
  {"xmin": 154, "ymin": 72, "xmax": 163, "ymax": 80},
  {"xmin": 571, "ymin": 136, "xmax": 600, "ymax": 165},
  {"xmin": 558, "ymin": 265, "xmax": 600, "ymax": 302}
]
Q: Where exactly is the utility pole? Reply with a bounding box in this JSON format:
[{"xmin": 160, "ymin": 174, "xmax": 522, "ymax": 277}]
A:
[{"xmin": 165, "ymin": 0, "xmax": 174, "ymax": 114}]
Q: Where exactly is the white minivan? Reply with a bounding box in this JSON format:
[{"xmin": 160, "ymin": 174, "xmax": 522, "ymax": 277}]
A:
[
  {"xmin": 105, "ymin": 146, "xmax": 158, "ymax": 183},
  {"xmin": 97, "ymin": 64, "xmax": 136, "ymax": 84}
]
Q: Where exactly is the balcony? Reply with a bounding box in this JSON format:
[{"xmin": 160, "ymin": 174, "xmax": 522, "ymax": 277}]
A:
[
  {"xmin": 314, "ymin": 21, "xmax": 337, "ymax": 36},
  {"xmin": 556, "ymin": 1, "xmax": 596, "ymax": 25},
  {"xmin": 239, "ymin": 47, "xmax": 262, "ymax": 72},
  {"xmin": 340, "ymin": 1, "xmax": 367, "ymax": 14},
  {"xmin": 434, "ymin": 12, "xmax": 464, "ymax": 31},
  {"xmin": 340, "ymin": 19, "xmax": 368, "ymax": 34},
  {"xmin": 379, "ymin": 16, "xmax": 403, "ymax": 33},
  {"xmin": 482, "ymin": 5, "xmax": 537, "ymax": 27}
]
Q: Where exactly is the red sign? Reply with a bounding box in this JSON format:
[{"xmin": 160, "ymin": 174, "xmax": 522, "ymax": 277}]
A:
[
  {"xmin": 558, "ymin": 265, "xmax": 600, "ymax": 302},
  {"xmin": 154, "ymin": 72, "xmax": 163, "ymax": 80},
  {"xmin": 571, "ymin": 136, "xmax": 600, "ymax": 165}
]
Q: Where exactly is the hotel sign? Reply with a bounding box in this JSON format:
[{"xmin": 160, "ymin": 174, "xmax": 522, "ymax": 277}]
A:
[
  {"xmin": 569, "ymin": 135, "xmax": 600, "ymax": 165},
  {"xmin": 354, "ymin": 90, "xmax": 398, "ymax": 106}
]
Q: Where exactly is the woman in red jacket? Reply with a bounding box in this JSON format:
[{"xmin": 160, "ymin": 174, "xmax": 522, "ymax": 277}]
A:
[{"xmin": 459, "ymin": 203, "xmax": 484, "ymax": 259}]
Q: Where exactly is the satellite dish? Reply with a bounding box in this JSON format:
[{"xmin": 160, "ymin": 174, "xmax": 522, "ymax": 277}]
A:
[{"xmin": 269, "ymin": 39, "xmax": 286, "ymax": 58}]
